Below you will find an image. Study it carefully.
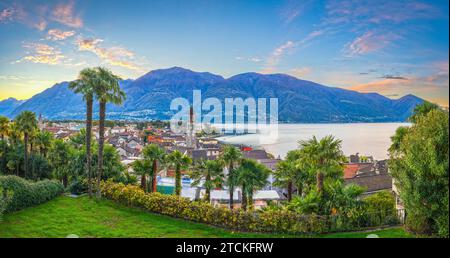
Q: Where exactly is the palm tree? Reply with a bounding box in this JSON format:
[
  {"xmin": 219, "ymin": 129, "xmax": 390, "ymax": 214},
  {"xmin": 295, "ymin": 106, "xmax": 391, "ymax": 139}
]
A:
[
  {"xmin": 166, "ymin": 150, "xmax": 192, "ymax": 196},
  {"xmin": 235, "ymin": 159, "xmax": 270, "ymax": 211},
  {"xmin": 299, "ymin": 135, "xmax": 345, "ymax": 196},
  {"xmin": 191, "ymin": 159, "xmax": 224, "ymax": 202},
  {"xmin": 220, "ymin": 145, "xmax": 242, "ymax": 209},
  {"xmin": 0, "ymin": 116, "xmax": 10, "ymax": 172},
  {"xmin": 35, "ymin": 131, "xmax": 53, "ymax": 158},
  {"xmin": 15, "ymin": 111, "xmax": 38, "ymax": 178},
  {"xmin": 49, "ymin": 139, "xmax": 72, "ymax": 187},
  {"xmin": 273, "ymin": 150, "xmax": 308, "ymax": 201},
  {"xmin": 69, "ymin": 68, "xmax": 97, "ymax": 197},
  {"xmin": 0, "ymin": 116, "xmax": 10, "ymax": 141},
  {"xmin": 131, "ymin": 159, "xmax": 152, "ymax": 191},
  {"xmin": 93, "ymin": 67, "xmax": 126, "ymax": 198},
  {"xmin": 143, "ymin": 144, "xmax": 166, "ymax": 193}
]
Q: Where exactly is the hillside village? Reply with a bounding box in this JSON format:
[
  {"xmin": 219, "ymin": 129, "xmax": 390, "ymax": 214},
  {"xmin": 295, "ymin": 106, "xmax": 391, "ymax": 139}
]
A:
[{"xmin": 37, "ymin": 115, "xmax": 396, "ymax": 211}]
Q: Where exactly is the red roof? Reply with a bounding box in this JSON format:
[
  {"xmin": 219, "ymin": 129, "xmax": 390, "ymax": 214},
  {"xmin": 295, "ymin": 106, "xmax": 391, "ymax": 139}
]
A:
[{"xmin": 343, "ymin": 164, "xmax": 359, "ymax": 179}]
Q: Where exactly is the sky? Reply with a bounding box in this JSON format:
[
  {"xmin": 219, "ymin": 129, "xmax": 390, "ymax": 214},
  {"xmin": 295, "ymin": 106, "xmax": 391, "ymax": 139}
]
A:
[{"xmin": 0, "ymin": 0, "xmax": 449, "ymax": 106}]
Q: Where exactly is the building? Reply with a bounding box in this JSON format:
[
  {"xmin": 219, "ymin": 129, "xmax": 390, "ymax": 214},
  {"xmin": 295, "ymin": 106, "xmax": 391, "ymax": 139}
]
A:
[{"xmin": 344, "ymin": 160, "xmax": 392, "ymax": 196}]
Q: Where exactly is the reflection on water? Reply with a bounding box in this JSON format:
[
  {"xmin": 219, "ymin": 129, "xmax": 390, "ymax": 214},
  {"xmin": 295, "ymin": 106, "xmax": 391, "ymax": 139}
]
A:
[{"xmin": 216, "ymin": 123, "xmax": 410, "ymax": 160}]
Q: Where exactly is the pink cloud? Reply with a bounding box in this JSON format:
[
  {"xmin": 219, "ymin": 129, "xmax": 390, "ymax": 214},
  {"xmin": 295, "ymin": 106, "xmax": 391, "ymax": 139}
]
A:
[
  {"xmin": 350, "ymin": 62, "xmax": 449, "ymax": 106},
  {"xmin": 51, "ymin": 1, "xmax": 83, "ymax": 28},
  {"xmin": 47, "ymin": 29, "xmax": 76, "ymax": 41},
  {"xmin": 16, "ymin": 43, "xmax": 65, "ymax": 65},
  {"xmin": 324, "ymin": 0, "xmax": 441, "ymax": 25},
  {"xmin": 76, "ymin": 38, "xmax": 142, "ymax": 70},
  {"xmin": 344, "ymin": 31, "xmax": 400, "ymax": 56}
]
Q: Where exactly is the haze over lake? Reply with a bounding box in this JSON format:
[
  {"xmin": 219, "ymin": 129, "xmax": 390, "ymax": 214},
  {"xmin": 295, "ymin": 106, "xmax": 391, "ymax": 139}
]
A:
[{"xmin": 216, "ymin": 123, "xmax": 409, "ymax": 160}]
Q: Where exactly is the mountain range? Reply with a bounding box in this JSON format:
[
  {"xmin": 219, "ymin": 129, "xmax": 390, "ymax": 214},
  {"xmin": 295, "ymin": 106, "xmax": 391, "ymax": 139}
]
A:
[{"xmin": 0, "ymin": 67, "xmax": 423, "ymax": 123}]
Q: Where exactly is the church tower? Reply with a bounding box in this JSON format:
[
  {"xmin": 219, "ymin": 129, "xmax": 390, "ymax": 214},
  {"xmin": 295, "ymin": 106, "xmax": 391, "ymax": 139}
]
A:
[{"xmin": 186, "ymin": 106, "xmax": 196, "ymax": 148}]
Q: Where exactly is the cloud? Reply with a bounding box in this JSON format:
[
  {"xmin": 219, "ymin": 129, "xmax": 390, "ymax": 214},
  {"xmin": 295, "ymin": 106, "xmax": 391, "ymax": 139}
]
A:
[
  {"xmin": 0, "ymin": 7, "xmax": 18, "ymax": 22},
  {"xmin": 350, "ymin": 62, "xmax": 449, "ymax": 106},
  {"xmin": 343, "ymin": 31, "xmax": 400, "ymax": 56},
  {"xmin": 47, "ymin": 29, "xmax": 76, "ymax": 41},
  {"xmin": 288, "ymin": 67, "xmax": 312, "ymax": 78},
  {"xmin": 51, "ymin": 1, "xmax": 83, "ymax": 28},
  {"xmin": 261, "ymin": 41, "xmax": 295, "ymax": 73},
  {"xmin": 324, "ymin": 0, "xmax": 441, "ymax": 25},
  {"xmin": 261, "ymin": 29, "xmax": 325, "ymax": 73},
  {"xmin": 76, "ymin": 38, "xmax": 141, "ymax": 70},
  {"xmin": 235, "ymin": 56, "xmax": 262, "ymax": 62},
  {"xmin": 16, "ymin": 43, "xmax": 64, "ymax": 65},
  {"xmin": 0, "ymin": 3, "xmax": 46, "ymax": 31},
  {"xmin": 380, "ymin": 75, "xmax": 408, "ymax": 80},
  {"xmin": 280, "ymin": 0, "xmax": 315, "ymax": 24},
  {"xmin": 0, "ymin": 4, "xmax": 46, "ymax": 30}
]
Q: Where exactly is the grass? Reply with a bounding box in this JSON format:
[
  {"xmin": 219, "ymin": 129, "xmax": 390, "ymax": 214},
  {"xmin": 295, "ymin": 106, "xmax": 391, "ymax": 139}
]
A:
[{"xmin": 0, "ymin": 195, "xmax": 413, "ymax": 238}]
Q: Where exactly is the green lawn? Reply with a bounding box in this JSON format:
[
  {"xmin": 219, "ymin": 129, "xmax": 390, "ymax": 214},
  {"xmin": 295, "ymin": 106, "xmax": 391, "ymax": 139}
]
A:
[{"xmin": 0, "ymin": 195, "xmax": 412, "ymax": 238}]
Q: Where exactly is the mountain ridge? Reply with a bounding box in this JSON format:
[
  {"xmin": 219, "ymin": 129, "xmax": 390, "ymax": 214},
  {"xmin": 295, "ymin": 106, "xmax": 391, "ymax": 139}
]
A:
[{"xmin": 1, "ymin": 67, "xmax": 424, "ymax": 122}]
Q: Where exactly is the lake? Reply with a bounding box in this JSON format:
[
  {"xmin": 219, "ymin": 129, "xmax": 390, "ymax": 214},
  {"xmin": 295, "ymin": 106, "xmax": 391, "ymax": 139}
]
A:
[{"xmin": 216, "ymin": 123, "xmax": 410, "ymax": 160}]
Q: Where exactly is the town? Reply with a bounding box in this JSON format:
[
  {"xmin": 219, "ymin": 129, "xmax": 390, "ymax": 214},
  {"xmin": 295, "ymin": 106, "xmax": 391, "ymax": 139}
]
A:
[{"xmin": 35, "ymin": 112, "xmax": 399, "ymax": 214}]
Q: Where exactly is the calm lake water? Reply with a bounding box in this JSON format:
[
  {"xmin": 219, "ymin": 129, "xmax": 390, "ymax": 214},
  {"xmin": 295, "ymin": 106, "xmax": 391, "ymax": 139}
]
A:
[{"xmin": 216, "ymin": 123, "xmax": 410, "ymax": 160}]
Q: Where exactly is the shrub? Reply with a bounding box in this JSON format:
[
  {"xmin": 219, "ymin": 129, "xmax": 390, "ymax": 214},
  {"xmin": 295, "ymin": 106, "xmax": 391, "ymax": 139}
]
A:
[
  {"xmin": 363, "ymin": 191, "xmax": 399, "ymax": 226},
  {"xmin": 68, "ymin": 179, "xmax": 88, "ymax": 195},
  {"xmin": 0, "ymin": 175, "xmax": 64, "ymax": 213},
  {"xmin": 100, "ymin": 181, "xmax": 376, "ymax": 234}
]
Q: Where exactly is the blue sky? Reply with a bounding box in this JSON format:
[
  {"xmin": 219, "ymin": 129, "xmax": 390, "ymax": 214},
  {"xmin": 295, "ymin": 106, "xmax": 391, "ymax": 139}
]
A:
[{"xmin": 0, "ymin": 0, "xmax": 448, "ymax": 105}]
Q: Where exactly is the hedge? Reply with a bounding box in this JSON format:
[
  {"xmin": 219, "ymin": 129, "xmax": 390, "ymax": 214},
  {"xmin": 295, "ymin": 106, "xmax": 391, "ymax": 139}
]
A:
[
  {"xmin": 100, "ymin": 181, "xmax": 400, "ymax": 234},
  {"xmin": 0, "ymin": 175, "xmax": 64, "ymax": 213}
]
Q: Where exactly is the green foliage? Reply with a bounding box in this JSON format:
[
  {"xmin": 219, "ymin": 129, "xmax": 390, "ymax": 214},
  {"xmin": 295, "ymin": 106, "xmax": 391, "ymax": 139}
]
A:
[
  {"xmin": 142, "ymin": 144, "xmax": 166, "ymax": 192},
  {"xmin": 364, "ymin": 191, "xmax": 396, "ymax": 217},
  {"xmin": 0, "ymin": 175, "xmax": 64, "ymax": 213},
  {"xmin": 408, "ymin": 101, "xmax": 439, "ymax": 123},
  {"xmin": 390, "ymin": 108, "xmax": 449, "ymax": 237},
  {"xmin": 190, "ymin": 159, "xmax": 224, "ymax": 201},
  {"xmin": 220, "ymin": 145, "xmax": 243, "ymax": 208},
  {"xmin": 100, "ymin": 180, "xmax": 329, "ymax": 234},
  {"xmin": 363, "ymin": 191, "xmax": 398, "ymax": 226},
  {"xmin": 0, "ymin": 186, "xmax": 12, "ymax": 221},
  {"xmin": 68, "ymin": 179, "xmax": 88, "ymax": 195},
  {"xmin": 288, "ymin": 191, "xmax": 321, "ymax": 214},
  {"xmin": 115, "ymin": 171, "xmax": 138, "ymax": 185},
  {"xmin": 100, "ymin": 181, "xmax": 399, "ymax": 234},
  {"xmin": 298, "ymin": 135, "xmax": 345, "ymax": 196},
  {"xmin": 28, "ymin": 154, "xmax": 52, "ymax": 180},
  {"xmin": 236, "ymin": 159, "xmax": 270, "ymax": 210},
  {"xmin": 166, "ymin": 150, "xmax": 192, "ymax": 196}
]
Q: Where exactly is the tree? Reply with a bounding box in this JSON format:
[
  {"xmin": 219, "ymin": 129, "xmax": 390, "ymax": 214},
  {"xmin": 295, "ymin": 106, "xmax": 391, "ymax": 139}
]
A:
[
  {"xmin": 0, "ymin": 116, "xmax": 10, "ymax": 141},
  {"xmin": 93, "ymin": 144, "xmax": 125, "ymax": 182},
  {"xmin": 273, "ymin": 150, "xmax": 309, "ymax": 201},
  {"xmin": 191, "ymin": 159, "xmax": 224, "ymax": 202},
  {"xmin": 389, "ymin": 108, "xmax": 449, "ymax": 237},
  {"xmin": 6, "ymin": 144, "xmax": 23, "ymax": 176},
  {"xmin": 220, "ymin": 145, "xmax": 242, "ymax": 209},
  {"xmin": 49, "ymin": 139, "xmax": 72, "ymax": 187},
  {"xmin": 15, "ymin": 111, "xmax": 38, "ymax": 178},
  {"xmin": 143, "ymin": 144, "xmax": 166, "ymax": 193},
  {"xmin": 132, "ymin": 159, "xmax": 152, "ymax": 191},
  {"xmin": 93, "ymin": 67, "xmax": 126, "ymax": 198},
  {"xmin": 0, "ymin": 116, "xmax": 10, "ymax": 173},
  {"xmin": 166, "ymin": 150, "xmax": 192, "ymax": 196},
  {"xmin": 235, "ymin": 159, "xmax": 270, "ymax": 211},
  {"xmin": 389, "ymin": 126, "xmax": 410, "ymax": 153},
  {"xmin": 69, "ymin": 68, "xmax": 97, "ymax": 197},
  {"xmin": 35, "ymin": 131, "xmax": 53, "ymax": 157},
  {"xmin": 408, "ymin": 101, "xmax": 439, "ymax": 123},
  {"xmin": 299, "ymin": 135, "xmax": 345, "ymax": 196}
]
